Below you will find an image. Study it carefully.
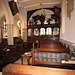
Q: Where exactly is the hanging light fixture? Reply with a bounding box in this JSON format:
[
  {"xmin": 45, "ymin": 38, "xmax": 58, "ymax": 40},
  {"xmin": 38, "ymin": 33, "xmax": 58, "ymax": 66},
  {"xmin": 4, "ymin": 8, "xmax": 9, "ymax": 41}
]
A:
[
  {"xmin": 40, "ymin": 3, "xmax": 42, "ymax": 5},
  {"xmin": 39, "ymin": 0, "xmax": 46, "ymax": 16}
]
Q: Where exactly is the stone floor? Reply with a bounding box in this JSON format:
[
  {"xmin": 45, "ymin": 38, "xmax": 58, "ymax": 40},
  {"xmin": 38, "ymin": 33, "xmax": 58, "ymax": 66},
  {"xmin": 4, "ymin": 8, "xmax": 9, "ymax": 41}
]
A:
[
  {"xmin": 0, "ymin": 72, "xmax": 2, "ymax": 75},
  {"xmin": 0, "ymin": 57, "xmax": 32, "ymax": 75},
  {"xmin": 14, "ymin": 57, "xmax": 32, "ymax": 65}
]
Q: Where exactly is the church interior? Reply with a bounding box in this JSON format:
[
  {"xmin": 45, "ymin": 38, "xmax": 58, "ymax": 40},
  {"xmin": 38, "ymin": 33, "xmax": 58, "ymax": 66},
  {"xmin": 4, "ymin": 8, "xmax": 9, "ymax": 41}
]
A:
[{"xmin": 0, "ymin": 0, "xmax": 75, "ymax": 75}]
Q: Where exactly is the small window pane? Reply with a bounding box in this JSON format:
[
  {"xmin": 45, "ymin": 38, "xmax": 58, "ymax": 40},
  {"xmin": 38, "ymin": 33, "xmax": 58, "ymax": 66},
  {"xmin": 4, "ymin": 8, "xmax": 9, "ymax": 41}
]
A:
[
  {"xmin": 28, "ymin": 29, "xmax": 31, "ymax": 36},
  {"xmin": 53, "ymin": 27, "xmax": 59, "ymax": 35},
  {"xmin": 34, "ymin": 28, "xmax": 39, "ymax": 36},
  {"xmin": 3, "ymin": 21, "xmax": 7, "ymax": 38},
  {"xmin": 40, "ymin": 28, "xmax": 45, "ymax": 35},
  {"xmin": 46, "ymin": 27, "xmax": 52, "ymax": 35}
]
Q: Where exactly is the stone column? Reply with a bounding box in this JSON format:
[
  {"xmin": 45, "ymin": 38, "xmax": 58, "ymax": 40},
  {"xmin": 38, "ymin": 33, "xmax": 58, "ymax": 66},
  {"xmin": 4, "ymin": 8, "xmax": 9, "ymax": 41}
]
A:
[
  {"xmin": 22, "ymin": 28, "xmax": 27, "ymax": 42},
  {"xmin": 7, "ymin": 24, "xmax": 14, "ymax": 45},
  {"xmin": 60, "ymin": 0, "xmax": 66, "ymax": 38}
]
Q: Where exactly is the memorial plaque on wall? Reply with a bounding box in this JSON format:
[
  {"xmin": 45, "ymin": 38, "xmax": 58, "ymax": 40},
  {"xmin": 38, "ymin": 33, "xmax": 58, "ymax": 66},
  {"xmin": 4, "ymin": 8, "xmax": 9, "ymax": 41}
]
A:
[{"xmin": 8, "ymin": 1, "xmax": 19, "ymax": 16}]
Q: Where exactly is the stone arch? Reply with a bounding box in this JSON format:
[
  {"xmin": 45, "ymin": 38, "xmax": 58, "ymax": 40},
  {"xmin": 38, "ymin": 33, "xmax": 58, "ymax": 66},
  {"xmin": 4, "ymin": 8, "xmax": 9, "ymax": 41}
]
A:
[
  {"xmin": 0, "ymin": 0, "xmax": 14, "ymax": 45},
  {"xmin": 0, "ymin": 0, "xmax": 27, "ymax": 43},
  {"xmin": 0, "ymin": 0, "xmax": 14, "ymax": 24},
  {"xmin": 17, "ymin": 6, "xmax": 27, "ymax": 42},
  {"xmin": 0, "ymin": 15, "xmax": 6, "ymax": 40}
]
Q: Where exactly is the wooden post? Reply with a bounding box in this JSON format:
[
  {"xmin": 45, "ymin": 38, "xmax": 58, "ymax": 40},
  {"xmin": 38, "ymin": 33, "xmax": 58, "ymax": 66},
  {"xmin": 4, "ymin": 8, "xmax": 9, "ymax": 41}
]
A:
[
  {"xmin": 37, "ymin": 41, "xmax": 39, "ymax": 48},
  {"xmin": 52, "ymin": 27, "xmax": 53, "ymax": 36},
  {"xmin": 32, "ymin": 43, "xmax": 35, "ymax": 65},
  {"xmin": 36, "ymin": 40, "xmax": 39, "ymax": 48},
  {"xmin": 45, "ymin": 28, "xmax": 46, "ymax": 35}
]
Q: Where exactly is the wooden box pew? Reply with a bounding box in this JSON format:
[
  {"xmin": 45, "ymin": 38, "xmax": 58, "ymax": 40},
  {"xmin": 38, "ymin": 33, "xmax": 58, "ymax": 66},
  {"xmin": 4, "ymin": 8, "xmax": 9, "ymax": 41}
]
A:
[
  {"xmin": 6, "ymin": 45, "xmax": 17, "ymax": 62},
  {"xmin": 0, "ymin": 45, "xmax": 7, "ymax": 49},
  {"xmin": 32, "ymin": 52, "xmax": 71, "ymax": 65},
  {"xmin": 17, "ymin": 43, "xmax": 24, "ymax": 55},
  {"xmin": 32, "ymin": 43, "xmax": 75, "ymax": 68},
  {"xmin": 0, "ymin": 42, "xmax": 7, "ymax": 45},
  {"xmin": 2, "ymin": 64, "xmax": 75, "ymax": 75},
  {"xmin": 39, "ymin": 41, "xmax": 66, "ymax": 49},
  {"xmin": 22, "ymin": 42, "xmax": 27, "ymax": 52},
  {"xmin": 40, "ymin": 45, "xmax": 66, "ymax": 49},
  {"xmin": 0, "ymin": 49, "xmax": 6, "ymax": 65},
  {"xmin": 0, "ymin": 48, "xmax": 10, "ymax": 66},
  {"xmin": 32, "ymin": 52, "xmax": 72, "ymax": 65}
]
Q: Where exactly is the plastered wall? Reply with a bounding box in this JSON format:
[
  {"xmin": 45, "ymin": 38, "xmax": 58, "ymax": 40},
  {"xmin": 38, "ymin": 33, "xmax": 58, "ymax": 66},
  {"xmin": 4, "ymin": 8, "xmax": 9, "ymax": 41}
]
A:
[{"xmin": 60, "ymin": 0, "xmax": 75, "ymax": 44}]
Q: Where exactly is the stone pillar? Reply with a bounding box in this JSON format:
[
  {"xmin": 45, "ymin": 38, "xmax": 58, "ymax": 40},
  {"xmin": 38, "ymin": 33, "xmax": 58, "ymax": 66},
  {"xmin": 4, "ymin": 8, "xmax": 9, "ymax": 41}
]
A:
[
  {"xmin": 22, "ymin": 28, "xmax": 27, "ymax": 42},
  {"xmin": 60, "ymin": 0, "xmax": 66, "ymax": 38},
  {"xmin": 7, "ymin": 24, "xmax": 14, "ymax": 45}
]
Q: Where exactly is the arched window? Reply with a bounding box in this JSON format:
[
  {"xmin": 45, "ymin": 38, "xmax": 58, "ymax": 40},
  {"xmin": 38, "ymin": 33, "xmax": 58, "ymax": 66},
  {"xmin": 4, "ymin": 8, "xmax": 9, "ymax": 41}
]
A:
[
  {"xmin": 53, "ymin": 27, "xmax": 59, "ymax": 35},
  {"xmin": 34, "ymin": 28, "xmax": 39, "ymax": 36},
  {"xmin": 40, "ymin": 28, "xmax": 45, "ymax": 35},
  {"xmin": 46, "ymin": 27, "xmax": 52, "ymax": 35},
  {"xmin": 3, "ymin": 21, "xmax": 7, "ymax": 38},
  {"xmin": 28, "ymin": 29, "xmax": 31, "ymax": 36}
]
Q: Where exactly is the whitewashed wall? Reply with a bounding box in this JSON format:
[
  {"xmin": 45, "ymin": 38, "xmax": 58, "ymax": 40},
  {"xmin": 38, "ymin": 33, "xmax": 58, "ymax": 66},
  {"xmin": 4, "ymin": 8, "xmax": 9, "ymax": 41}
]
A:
[{"xmin": 60, "ymin": 0, "xmax": 75, "ymax": 45}]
